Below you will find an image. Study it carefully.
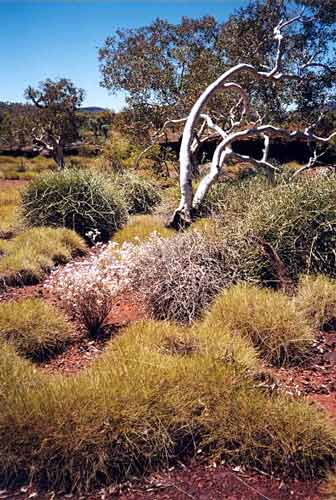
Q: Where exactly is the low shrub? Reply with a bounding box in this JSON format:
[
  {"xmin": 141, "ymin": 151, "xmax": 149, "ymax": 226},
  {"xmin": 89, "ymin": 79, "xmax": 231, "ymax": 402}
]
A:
[
  {"xmin": 45, "ymin": 243, "xmax": 127, "ymax": 335},
  {"xmin": 0, "ymin": 299, "xmax": 73, "ymax": 360},
  {"xmin": 115, "ymin": 172, "xmax": 161, "ymax": 214},
  {"xmin": 124, "ymin": 231, "xmax": 242, "ymax": 323},
  {"xmin": 0, "ymin": 321, "xmax": 335, "ymax": 492},
  {"xmin": 295, "ymin": 275, "xmax": 336, "ymax": 330},
  {"xmin": 22, "ymin": 169, "xmax": 128, "ymax": 242},
  {"xmin": 113, "ymin": 215, "xmax": 173, "ymax": 245},
  {"xmin": 203, "ymin": 284, "xmax": 314, "ymax": 365},
  {"xmin": 0, "ymin": 227, "xmax": 86, "ymax": 288},
  {"xmin": 99, "ymin": 132, "xmax": 142, "ymax": 172}
]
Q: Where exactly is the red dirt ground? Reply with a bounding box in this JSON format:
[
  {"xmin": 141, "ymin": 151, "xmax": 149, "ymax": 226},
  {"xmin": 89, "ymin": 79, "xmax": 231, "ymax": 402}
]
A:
[{"xmin": 0, "ymin": 276, "xmax": 335, "ymax": 499}]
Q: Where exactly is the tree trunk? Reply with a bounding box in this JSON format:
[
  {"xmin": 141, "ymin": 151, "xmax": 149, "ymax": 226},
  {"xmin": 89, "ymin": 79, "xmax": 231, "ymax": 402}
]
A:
[{"xmin": 54, "ymin": 144, "xmax": 65, "ymax": 170}]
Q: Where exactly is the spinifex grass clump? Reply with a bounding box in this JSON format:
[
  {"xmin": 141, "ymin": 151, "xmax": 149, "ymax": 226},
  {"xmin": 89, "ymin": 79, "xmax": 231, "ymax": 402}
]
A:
[
  {"xmin": 240, "ymin": 176, "xmax": 336, "ymax": 283},
  {"xmin": 0, "ymin": 298, "xmax": 73, "ymax": 360},
  {"xmin": 203, "ymin": 284, "xmax": 314, "ymax": 365},
  {"xmin": 115, "ymin": 172, "xmax": 161, "ymax": 214},
  {"xmin": 22, "ymin": 169, "xmax": 128, "ymax": 242},
  {"xmin": 295, "ymin": 274, "xmax": 336, "ymax": 330},
  {"xmin": 0, "ymin": 227, "xmax": 86, "ymax": 288},
  {"xmin": 0, "ymin": 320, "xmax": 335, "ymax": 492}
]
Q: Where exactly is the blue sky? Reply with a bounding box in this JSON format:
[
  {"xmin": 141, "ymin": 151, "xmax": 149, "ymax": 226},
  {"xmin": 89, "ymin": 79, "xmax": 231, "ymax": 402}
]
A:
[{"xmin": 0, "ymin": 1, "xmax": 248, "ymax": 109}]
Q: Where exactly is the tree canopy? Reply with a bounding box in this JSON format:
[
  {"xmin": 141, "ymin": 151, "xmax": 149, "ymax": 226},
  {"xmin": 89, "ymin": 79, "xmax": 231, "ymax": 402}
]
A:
[
  {"xmin": 99, "ymin": 0, "xmax": 336, "ymax": 140},
  {"xmin": 24, "ymin": 78, "xmax": 85, "ymax": 168}
]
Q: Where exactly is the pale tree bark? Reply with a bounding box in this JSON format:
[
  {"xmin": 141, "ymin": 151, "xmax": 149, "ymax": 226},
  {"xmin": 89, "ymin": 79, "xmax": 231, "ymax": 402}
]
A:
[
  {"xmin": 169, "ymin": 12, "xmax": 336, "ymax": 228},
  {"xmin": 32, "ymin": 129, "xmax": 65, "ymax": 170}
]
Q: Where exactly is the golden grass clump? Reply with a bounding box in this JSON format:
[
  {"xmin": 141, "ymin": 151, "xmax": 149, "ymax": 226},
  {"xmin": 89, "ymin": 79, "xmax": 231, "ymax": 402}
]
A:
[
  {"xmin": 0, "ymin": 155, "xmax": 54, "ymax": 180},
  {"xmin": 203, "ymin": 284, "xmax": 314, "ymax": 365},
  {"xmin": 113, "ymin": 215, "xmax": 173, "ymax": 244},
  {"xmin": 0, "ymin": 298, "xmax": 73, "ymax": 360},
  {"xmin": 0, "ymin": 186, "xmax": 24, "ymax": 239},
  {"xmin": 0, "ymin": 320, "xmax": 335, "ymax": 492},
  {"xmin": 295, "ymin": 275, "xmax": 336, "ymax": 330},
  {"xmin": 0, "ymin": 227, "xmax": 87, "ymax": 287}
]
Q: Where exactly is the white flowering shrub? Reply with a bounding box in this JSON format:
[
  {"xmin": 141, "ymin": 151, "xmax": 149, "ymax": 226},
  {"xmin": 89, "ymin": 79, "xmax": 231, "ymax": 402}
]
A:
[{"xmin": 44, "ymin": 244, "xmax": 130, "ymax": 335}]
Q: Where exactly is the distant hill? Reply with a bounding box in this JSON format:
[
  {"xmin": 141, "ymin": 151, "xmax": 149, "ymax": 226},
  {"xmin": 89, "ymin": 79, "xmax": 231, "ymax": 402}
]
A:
[{"xmin": 80, "ymin": 106, "xmax": 108, "ymax": 113}]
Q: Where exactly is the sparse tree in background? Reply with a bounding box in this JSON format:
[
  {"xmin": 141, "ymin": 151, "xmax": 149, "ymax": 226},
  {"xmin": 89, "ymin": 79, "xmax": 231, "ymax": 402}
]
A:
[
  {"xmin": 24, "ymin": 78, "xmax": 85, "ymax": 169},
  {"xmin": 169, "ymin": 11, "xmax": 336, "ymax": 228}
]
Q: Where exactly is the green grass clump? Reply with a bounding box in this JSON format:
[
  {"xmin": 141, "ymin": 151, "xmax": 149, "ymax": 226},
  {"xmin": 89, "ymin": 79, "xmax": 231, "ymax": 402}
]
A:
[
  {"xmin": 0, "ymin": 320, "xmax": 335, "ymax": 492},
  {"xmin": 201, "ymin": 175, "xmax": 273, "ymax": 221},
  {"xmin": 201, "ymin": 176, "xmax": 336, "ymax": 285},
  {"xmin": 240, "ymin": 177, "xmax": 336, "ymax": 282},
  {"xmin": 22, "ymin": 169, "xmax": 128, "ymax": 242},
  {"xmin": 0, "ymin": 299, "xmax": 73, "ymax": 360},
  {"xmin": 115, "ymin": 172, "xmax": 161, "ymax": 214},
  {"xmin": 295, "ymin": 275, "xmax": 336, "ymax": 330},
  {"xmin": 0, "ymin": 227, "xmax": 86, "ymax": 287},
  {"xmin": 113, "ymin": 215, "xmax": 173, "ymax": 244},
  {"xmin": 203, "ymin": 284, "xmax": 314, "ymax": 365}
]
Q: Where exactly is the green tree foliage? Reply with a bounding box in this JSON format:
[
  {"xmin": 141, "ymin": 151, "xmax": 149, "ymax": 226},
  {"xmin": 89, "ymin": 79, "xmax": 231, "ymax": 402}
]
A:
[
  {"xmin": 99, "ymin": 1, "xmax": 336, "ymax": 140},
  {"xmin": 24, "ymin": 78, "xmax": 85, "ymax": 168}
]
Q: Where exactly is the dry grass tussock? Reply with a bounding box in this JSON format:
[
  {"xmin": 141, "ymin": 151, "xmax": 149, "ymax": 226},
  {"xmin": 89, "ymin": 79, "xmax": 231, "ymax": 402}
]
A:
[
  {"xmin": 203, "ymin": 284, "xmax": 315, "ymax": 366},
  {"xmin": 0, "ymin": 155, "xmax": 55, "ymax": 180},
  {"xmin": 0, "ymin": 320, "xmax": 335, "ymax": 492},
  {"xmin": 0, "ymin": 298, "xmax": 73, "ymax": 360},
  {"xmin": 113, "ymin": 214, "xmax": 174, "ymax": 245},
  {"xmin": 0, "ymin": 227, "xmax": 86, "ymax": 288},
  {"xmin": 295, "ymin": 274, "xmax": 336, "ymax": 330},
  {"xmin": 0, "ymin": 186, "xmax": 24, "ymax": 239}
]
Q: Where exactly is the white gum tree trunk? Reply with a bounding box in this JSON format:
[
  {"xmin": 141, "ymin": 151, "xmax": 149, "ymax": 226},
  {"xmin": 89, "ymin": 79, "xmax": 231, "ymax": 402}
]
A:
[{"xmin": 170, "ymin": 12, "xmax": 336, "ymax": 228}]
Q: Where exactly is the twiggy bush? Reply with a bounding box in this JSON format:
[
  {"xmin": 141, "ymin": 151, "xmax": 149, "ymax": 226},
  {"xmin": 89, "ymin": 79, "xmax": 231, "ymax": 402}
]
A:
[
  {"xmin": 0, "ymin": 323, "xmax": 335, "ymax": 492},
  {"xmin": 295, "ymin": 275, "xmax": 336, "ymax": 330},
  {"xmin": 22, "ymin": 169, "xmax": 128, "ymax": 242},
  {"xmin": 203, "ymin": 284, "xmax": 314, "ymax": 365},
  {"xmin": 124, "ymin": 231, "xmax": 243, "ymax": 323},
  {"xmin": 115, "ymin": 172, "xmax": 161, "ymax": 214},
  {"xmin": 0, "ymin": 299, "xmax": 73, "ymax": 360},
  {"xmin": 0, "ymin": 227, "xmax": 86, "ymax": 288}
]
